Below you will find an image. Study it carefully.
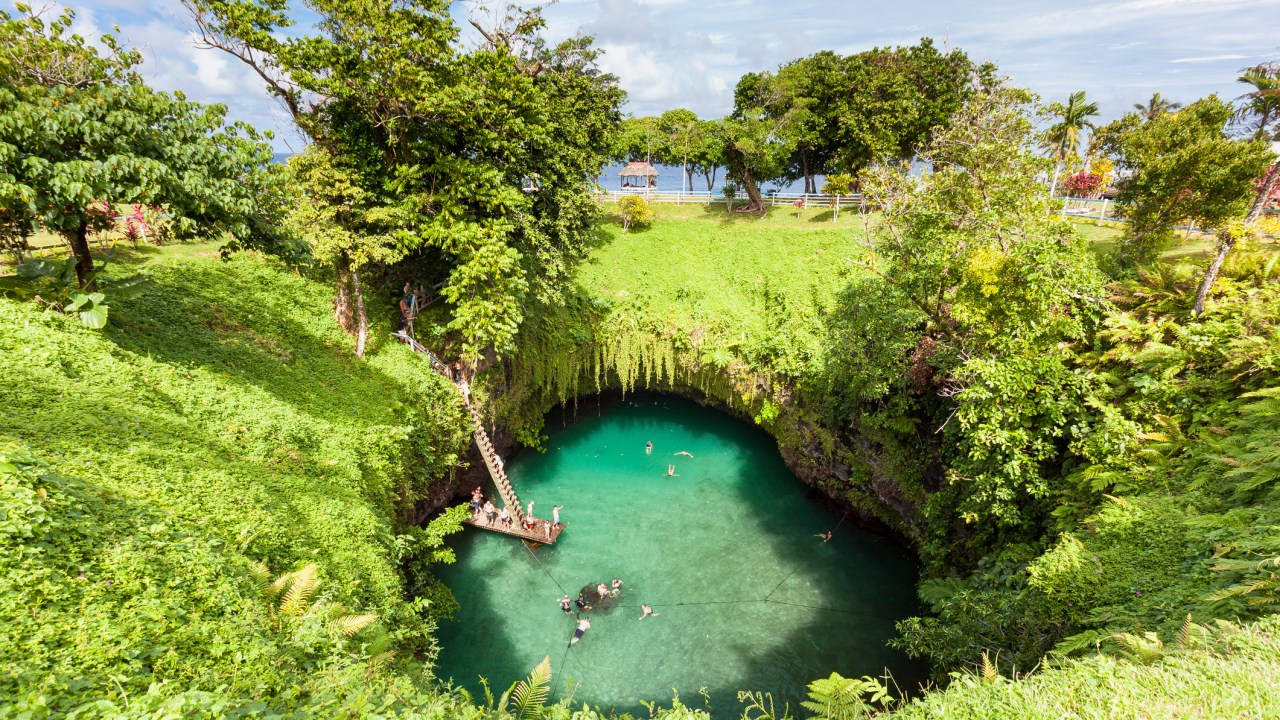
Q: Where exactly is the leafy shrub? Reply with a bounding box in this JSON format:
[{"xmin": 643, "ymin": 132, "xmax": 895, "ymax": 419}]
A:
[{"xmin": 617, "ymin": 195, "xmax": 655, "ymax": 231}]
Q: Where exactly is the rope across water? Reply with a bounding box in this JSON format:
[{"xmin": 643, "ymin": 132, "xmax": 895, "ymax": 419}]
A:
[{"xmin": 523, "ymin": 512, "xmax": 880, "ymax": 630}]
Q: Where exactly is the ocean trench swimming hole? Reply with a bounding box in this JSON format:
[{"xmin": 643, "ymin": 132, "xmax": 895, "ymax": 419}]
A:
[{"xmin": 433, "ymin": 393, "xmax": 925, "ymax": 716}]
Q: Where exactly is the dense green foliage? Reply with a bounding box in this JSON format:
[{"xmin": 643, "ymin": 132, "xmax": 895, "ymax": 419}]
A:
[
  {"xmin": 0, "ymin": 6, "xmax": 290, "ymax": 288},
  {"xmin": 0, "ymin": 246, "xmax": 480, "ymax": 715},
  {"xmin": 187, "ymin": 0, "xmax": 624, "ymax": 360}
]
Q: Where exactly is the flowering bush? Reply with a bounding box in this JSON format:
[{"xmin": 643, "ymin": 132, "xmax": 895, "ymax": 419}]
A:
[
  {"xmin": 1259, "ymin": 166, "xmax": 1280, "ymax": 208},
  {"xmin": 1064, "ymin": 172, "xmax": 1102, "ymax": 198}
]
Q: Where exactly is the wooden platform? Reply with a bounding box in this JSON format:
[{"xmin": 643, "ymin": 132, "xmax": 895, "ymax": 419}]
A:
[{"xmin": 465, "ymin": 513, "xmax": 565, "ymax": 544}]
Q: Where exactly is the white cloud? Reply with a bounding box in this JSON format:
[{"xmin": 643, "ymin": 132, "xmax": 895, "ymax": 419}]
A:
[
  {"xmin": 1170, "ymin": 53, "xmax": 1252, "ymax": 63},
  {"xmin": 65, "ymin": 0, "xmax": 1280, "ymax": 147}
]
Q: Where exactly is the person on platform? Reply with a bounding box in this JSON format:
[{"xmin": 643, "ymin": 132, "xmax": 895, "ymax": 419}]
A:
[
  {"xmin": 498, "ymin": 506, "xmax": 511, "ymax": 528},
  {"xmin": 552, "ymin": 505, "xmax": 563, "ymax": 526},
  {"xmin": 483, "ymin": 501, "xmax": 496, "ymax": 525}
]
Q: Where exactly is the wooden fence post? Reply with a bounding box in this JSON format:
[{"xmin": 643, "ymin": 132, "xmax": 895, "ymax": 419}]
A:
[{"xmin": 834, "ymin": 195, "xmax": 840, "ymax": 222}]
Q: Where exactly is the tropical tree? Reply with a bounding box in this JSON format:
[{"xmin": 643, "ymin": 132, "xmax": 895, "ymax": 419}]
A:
[
  {"xmin": 658, "ymin": 108, "xmax": 700, "ymax": 193},
  {"xmin": 185, "ymin": 0, "xmax": 623, "ymax": 361},
  {"xmin": 1044, "ymin": 91, "xmax": 1100, "ymax": 196},
  {"xmin": 616, "ymin": 115, "xmax": 664, "ymax": 164},
  {"xmin": 1133, "ymin": 92, "xmax": 1182, "ymax": 121},
  {"xmin": 0, "ymin": 5, "xmax": 288, "ymax": 288},
  {"xmin": 721, "ymin": 70, "xmax": 798, "ymax": 213},
  {"xmin": 1099, "ymin": 96, "xmax": 1274, "ymax": 268},
  {"xmin": 1232, "ymin": 61, "xmax": 1280, "ymax": 141},
  {"xmin": 689, "ymin": 118, "xmax": 726, "ymax": 191},
  {"xmin": 748, "ymin": 41, "xmax": 984, "ymax": 193}
]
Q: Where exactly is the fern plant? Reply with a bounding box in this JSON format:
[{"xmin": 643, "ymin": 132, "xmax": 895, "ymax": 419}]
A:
[
  {"xmin": 247, "ymin": 563, "xmax": 381, "ymax": 639},
  {"xmin": 500, "ymin": 656, "xmax": 551, "ymax": 720},
  {"xmin": 799, "ymin": 672, "xmax": 892, "ymax": 720}
]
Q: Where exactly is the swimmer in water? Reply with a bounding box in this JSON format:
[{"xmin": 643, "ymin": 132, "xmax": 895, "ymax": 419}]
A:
[
  {"xmin": 645, "ymin": 441, "xmax": 653, "ymax": 454},
  {"xmin": 559, "ymin": 595, "xmax": 572, "ymax": 614},
  {"xmin": 666, "ymin": 465, "xmax": 677, "ymax": 477},
  {"xmin": 597, "ymin": 582, "xmax": 609, "ymax": 599},
  {"xmin": 574, "ymin": 594, "xmax": 590, "ymax": 611},
  {"xmin": 639, "ymin": 604, "xmax": 658, "ymax": 619},
  {"xmin": 569, "ymin": 616, "xmax": 591, "ymax": 646},
  {"xmin": 675, "ymin": 451, "xmax": 693, "ymax": 458},
  {"xmin": 612, "ymin": 578, "xmax": 623, "ymax": 592},
  {"xmin": 816, "ymin": 531, "xmax": 833, "ymax": 542}
]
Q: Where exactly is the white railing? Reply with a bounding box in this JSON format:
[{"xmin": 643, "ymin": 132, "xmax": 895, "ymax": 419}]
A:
[{"xmin": 595, "ymin": 190, "xmax": 866, "ymax": 213}]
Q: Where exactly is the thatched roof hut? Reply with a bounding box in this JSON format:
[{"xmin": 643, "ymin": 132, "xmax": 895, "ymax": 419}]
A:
[{"xmin": 619, "ymin": 161, "xmax": 658, "ymax": 189}]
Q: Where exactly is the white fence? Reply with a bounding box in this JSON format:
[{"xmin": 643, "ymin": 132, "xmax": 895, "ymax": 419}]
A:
[{"xmin": 595, "ymin": 189, "xmax": 866, "ymax": 210}]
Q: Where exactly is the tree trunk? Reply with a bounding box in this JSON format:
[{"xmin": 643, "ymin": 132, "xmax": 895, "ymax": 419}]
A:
[
  {"xmin": 738, "ymin": 168, "xmax": 766, "ymax": 214},
  {"xmin": 1193, "ymin": 232, "xmax": 1234, "ymax": 317},
  {"xmin": 333, "ymin": 254, "xmax": 357, "ymax": 335},
  {"xmin": 352, "ymin": 266, "xmax": 369, "ymax": 359},
  {"xmin": 68, "ymin": 222, "xmax": 95, "ymax": 289},
  {"xmin": 801, "ymin": 153, "xmax": 814, "ymax": 195},
  {"xmin": 1193, "ymin": 166, "xmax": 1280, "ymax": 316}
]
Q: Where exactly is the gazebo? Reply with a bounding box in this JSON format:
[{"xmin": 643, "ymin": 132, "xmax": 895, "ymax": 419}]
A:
[{"xmin": 619, "ymin": 161, "xmax": 659, "ymax": 191}]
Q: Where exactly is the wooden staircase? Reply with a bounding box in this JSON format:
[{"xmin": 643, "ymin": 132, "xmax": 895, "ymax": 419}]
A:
[
  {"xmin": 463, "ymin": 397, "xmax": 525, "ymax": 525},
  {"xmin": 395, "ymin": 331, "xmax": 562, "ymax": 544}
]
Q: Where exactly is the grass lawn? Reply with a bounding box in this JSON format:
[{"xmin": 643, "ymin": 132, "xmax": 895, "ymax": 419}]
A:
[
  {"xmin": 1066, "ymin": 218, "xmax": 1229, "ymax": 263},
  {"xmin": 585, "ymin": 202, "xmax": 870, "ymax": 343}
]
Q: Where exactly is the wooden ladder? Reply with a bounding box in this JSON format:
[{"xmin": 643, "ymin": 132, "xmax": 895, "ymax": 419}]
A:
[{"xmin": 395, "ymin": 332, "xmax": 525, "ymax": 523}]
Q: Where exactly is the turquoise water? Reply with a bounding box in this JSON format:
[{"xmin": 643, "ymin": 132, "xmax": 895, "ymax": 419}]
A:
[{"xmin": 434, "ymin": 394, "xmax": 923, "ymax": 716}]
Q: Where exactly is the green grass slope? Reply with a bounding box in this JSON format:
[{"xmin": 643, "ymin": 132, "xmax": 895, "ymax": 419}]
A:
[
  {"xmin": 0, "ymin": 246, "xmax": 473, "ymax": 716},
  {"xmin": 889, "ymin": 616, "xmax": 1280, "ymax": 719}
]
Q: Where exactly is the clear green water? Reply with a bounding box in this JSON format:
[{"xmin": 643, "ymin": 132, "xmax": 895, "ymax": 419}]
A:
[{"xmin": 434, "ymin": 394, "xmax": 923, "ymax": 716}]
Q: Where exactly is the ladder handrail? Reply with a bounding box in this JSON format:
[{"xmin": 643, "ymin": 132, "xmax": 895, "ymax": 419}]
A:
[{"xmin": 395, "ymin": 331, "xmax": 527, "ymax": 524}]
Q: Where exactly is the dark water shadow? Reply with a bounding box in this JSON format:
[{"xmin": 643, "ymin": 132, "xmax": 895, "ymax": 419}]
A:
[{"xmin": 432, "ymin": 531, "xmax": 573, "ymax": 694}]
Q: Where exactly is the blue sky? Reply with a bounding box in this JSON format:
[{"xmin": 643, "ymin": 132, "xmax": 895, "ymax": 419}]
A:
[{"xmin": 66, "ymin": 0, "xmax": 1280, "ymax": 150}]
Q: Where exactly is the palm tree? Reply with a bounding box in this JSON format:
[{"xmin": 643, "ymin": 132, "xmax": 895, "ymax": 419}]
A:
[
  {"xmin": 1134, "ymin": 92, "xmax": 1181, "ymax": 121},
  {"xmin": 1232, "ymin": 61, "xmax": 1280, "ymax": 141},
  {"xmin": 1045, "ymin": 91, "xmax": 1100, "ymax": 197}
]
